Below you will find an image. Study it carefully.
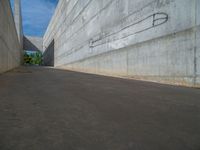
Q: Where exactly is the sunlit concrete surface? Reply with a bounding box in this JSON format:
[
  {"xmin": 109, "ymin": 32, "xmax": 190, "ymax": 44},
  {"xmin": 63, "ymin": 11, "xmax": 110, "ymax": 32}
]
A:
[
  {"xmin": 0, "ymin": 0, "xmax": 22, "ymax": 73},
  {"xmin": 43, "ymin": 0, "xmax": 200, "ymax": 87},
  {"xmin": 0, "ymin": 66, "xmax": 200, "ymax": 150}
]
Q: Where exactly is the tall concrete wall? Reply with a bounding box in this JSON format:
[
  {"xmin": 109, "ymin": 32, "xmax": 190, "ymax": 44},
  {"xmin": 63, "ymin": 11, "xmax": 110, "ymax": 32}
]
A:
[
  {"xmin": 14, "ymin": 0, "xmax": 23, "ymax": 47},
  {"xmin": 0, "ymin": 0, "xmax": 22, "ymax": 73},
  {"xmin": 43, "ymin": 0, "xmax": 200, "ymax": 87}
]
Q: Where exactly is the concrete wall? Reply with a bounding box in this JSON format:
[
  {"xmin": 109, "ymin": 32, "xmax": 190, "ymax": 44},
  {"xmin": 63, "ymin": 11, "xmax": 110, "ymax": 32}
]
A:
[
  {"xmin": 43, "ymin": 40, "xmax": 54, "ymax": 66},
  {"xmin": 14, "ymin": 0, "xmax": 23, "ymax": 48},
  {"xmin": 43, "ymin": 0, "xmax": 200, "ymax": 87},
  {"xmin": 0, "ymin": 0, "xmax": 22, "ymax": 73},
  {"xmin": 23, "ymin": 36, "xmax": 43, "ymax": 52}
]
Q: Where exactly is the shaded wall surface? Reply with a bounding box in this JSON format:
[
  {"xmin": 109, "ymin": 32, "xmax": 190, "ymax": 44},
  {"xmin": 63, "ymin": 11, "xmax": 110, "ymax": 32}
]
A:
[
  {"xmin": 14, "ymin": 0, "xmax": 23, "ymax": 48},
  {"xmin": 43, "ymin": 0, "xmax": 200, "ymax": 87},
  {"xmin": 43, "ymin": 40, "xmax": 54, "ymax": 66},
  {"xmin": 0, "ymin": 0, "xmax": 22, "ymax": 73},
  {"xmin": 23, "ymin": 36, "xmax": 43, "ymax": 52}
]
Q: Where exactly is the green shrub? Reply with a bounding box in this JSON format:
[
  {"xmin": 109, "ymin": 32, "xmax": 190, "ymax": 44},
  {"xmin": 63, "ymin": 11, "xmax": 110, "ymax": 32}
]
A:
[{"xmin": 24, "ymin": 51, "xmax": 43, "ymax": 65}]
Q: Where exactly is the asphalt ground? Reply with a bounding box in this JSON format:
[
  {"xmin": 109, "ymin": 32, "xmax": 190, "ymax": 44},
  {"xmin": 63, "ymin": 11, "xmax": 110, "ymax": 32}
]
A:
[{"xmin": 0, "ymin": 66, "xmax": 200, "ymax": 150}]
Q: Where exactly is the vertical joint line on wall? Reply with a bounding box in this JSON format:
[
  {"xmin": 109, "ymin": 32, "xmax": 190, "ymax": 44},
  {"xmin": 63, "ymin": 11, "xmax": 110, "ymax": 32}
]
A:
[
  {"xmin": 126, "ymin": 49, "xmax": 128, "ymax": 76},
  {"xmin": 193, "ymin": 0, "xmax": 197, "ymax": 86}
]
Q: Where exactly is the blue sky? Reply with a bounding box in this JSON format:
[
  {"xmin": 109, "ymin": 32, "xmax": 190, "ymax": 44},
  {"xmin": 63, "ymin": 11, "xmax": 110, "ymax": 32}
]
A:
[{"xmin": 10, "ymin": 0, "xmax": 58, "ymax": 37}]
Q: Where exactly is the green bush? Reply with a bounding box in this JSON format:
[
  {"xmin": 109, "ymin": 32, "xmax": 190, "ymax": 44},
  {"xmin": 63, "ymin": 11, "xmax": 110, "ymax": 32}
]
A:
[{"xmin": 24, "ymin": 51, "xmax": 43, "ymax": 65}]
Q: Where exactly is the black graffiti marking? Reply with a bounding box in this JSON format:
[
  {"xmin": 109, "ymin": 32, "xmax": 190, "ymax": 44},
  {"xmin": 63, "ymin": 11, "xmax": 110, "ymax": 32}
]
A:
[
  {"xmin": 90, "ymin": 12, "xmax": 168, "ymax": 48},
  {"xmin": 153, "ymin": 12, "xmax": 168, "ymax": 27},
  {"xmin": 56, "ymin": 0, "xmax": 162, "ymax": 60}
]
